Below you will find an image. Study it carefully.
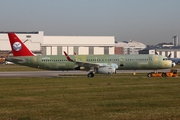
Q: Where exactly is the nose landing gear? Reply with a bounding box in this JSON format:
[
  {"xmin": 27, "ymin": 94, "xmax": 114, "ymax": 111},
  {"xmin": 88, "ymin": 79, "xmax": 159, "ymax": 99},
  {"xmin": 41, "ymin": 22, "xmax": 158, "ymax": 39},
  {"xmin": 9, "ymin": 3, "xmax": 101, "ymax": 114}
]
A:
[{"xmin": 87, "ymin": 72, "xmax": 94, "ymax": 77}]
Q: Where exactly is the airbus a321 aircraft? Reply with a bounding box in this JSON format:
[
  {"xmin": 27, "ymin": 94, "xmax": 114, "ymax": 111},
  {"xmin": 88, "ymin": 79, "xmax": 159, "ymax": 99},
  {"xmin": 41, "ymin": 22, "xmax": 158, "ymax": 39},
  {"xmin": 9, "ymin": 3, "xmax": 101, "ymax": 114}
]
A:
[
  {"xmin": 6, "ymin": 33, "xmax": 174, "ymax": 77},
  {"xmin": 167, "ymin": 53, "xmax": 180, "ymax": 64}
]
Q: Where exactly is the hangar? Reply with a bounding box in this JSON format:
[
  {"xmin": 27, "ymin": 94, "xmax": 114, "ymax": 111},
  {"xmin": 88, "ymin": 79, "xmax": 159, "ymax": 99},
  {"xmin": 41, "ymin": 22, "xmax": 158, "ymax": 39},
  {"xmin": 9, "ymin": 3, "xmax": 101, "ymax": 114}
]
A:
[
  {"xmin": 42, "ymin": 36, "xmax": 114, "ymax": 55},
  {"xmin": 0, "ymin": 31, "xmax": 115, "ymax": 56},
  {"xmin": 115, "ymin": 40, "xmax": 146, "ymax": 54}
]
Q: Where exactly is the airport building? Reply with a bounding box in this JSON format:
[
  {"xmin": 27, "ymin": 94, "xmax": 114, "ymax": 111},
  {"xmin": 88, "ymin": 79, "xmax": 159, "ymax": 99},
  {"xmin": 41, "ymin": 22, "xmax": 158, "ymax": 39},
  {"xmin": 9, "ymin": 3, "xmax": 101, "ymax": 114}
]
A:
[
  {"xmin": 139, "ymin": 36, "xmax": 180, "ymax": 58},
  {"xmin": 115, "ymin": 40, "xmax": 146, "ymax": 54},
  {"xmin": 0, "ymin": 31, "xmax": 43, "ymax": 53},
  {"xmin": 42, "ymin": 36, "xmax": 115, "ymax": 55},
  {"xmin": 0, "ymin": 31, "xmax": 115, "ymax": 56},
  {"xmin": 139, "ymin": 46, "xmax": 180, "ymax": 58}
]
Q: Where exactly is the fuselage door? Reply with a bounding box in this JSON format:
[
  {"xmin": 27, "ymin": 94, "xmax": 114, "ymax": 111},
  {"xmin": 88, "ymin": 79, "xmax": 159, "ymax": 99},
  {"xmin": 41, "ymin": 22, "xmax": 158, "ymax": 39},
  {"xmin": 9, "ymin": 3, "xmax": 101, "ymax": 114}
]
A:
[{"xmin": 119, "ymin": 57, "xmax": 124, "ymax": 67}]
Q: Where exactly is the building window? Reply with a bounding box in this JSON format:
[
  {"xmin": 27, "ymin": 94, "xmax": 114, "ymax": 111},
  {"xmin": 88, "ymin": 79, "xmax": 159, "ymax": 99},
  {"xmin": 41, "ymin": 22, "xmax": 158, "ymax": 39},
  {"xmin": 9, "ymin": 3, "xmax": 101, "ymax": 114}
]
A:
[
  {"xmin": 57, "ymin": 46, "xmax": 62, "ymax": 55},
  {"xmin": 89, "ymin": 46, "xmax": 94, "ymax": 55},
  {"xmin": 174, "ymin": 51, "xmax": 177, "ymax": 58},
  {"xmin": 104, "ymin": 47, "xmax": 109, "ymax": 54},
  {"xmin": 165, "ymin": 51, "xmax": 168, "ymax": 57},
  {"xmin": 26, "ymin": 35, "xmax": 31, "ymax": 38},
  {"xmin": 74, "ymin": 46, "xmax": 79, "ymax": 55},
  {"xmin": 41, "ymin": 46, "xmax": 46, "ymax": 55}
]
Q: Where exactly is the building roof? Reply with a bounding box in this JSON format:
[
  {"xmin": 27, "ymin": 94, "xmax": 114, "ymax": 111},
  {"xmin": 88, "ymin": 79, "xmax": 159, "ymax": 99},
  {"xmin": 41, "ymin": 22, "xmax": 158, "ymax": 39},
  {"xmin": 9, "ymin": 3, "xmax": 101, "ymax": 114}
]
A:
[
  {"xmin": 0, "ymin": 31, "xmax": 40, "ymax": 34},
  {"xmin": 42, "ymin": 36, "xmax": 115, "ymax": 46},
  {"xmin": 115, "ymin": 40, "xmax": 146, "ymax": 48},
  {"xmin": 142, "ymin": 46, "xmax": 180, "ymax": 51}
]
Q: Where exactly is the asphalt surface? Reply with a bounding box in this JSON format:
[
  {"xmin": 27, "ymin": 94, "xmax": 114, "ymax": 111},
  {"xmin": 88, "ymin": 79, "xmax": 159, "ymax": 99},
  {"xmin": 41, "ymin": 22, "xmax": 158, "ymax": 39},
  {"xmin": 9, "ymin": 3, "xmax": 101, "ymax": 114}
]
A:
[{"xmin": 0, "ymin": 69, "xmax": 177, "ymax": 78}]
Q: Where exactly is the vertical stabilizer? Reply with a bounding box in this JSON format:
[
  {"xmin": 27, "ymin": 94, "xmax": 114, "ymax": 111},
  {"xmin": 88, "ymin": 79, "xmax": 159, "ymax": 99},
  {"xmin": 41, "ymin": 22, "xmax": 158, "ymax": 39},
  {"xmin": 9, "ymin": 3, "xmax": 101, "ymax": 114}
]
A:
[
  {"xmin": 8, "ymin": 33, "xmax": 34, "ymax": 56},
  {"xmin": 168, "ymin": 52, "xmax": 172, "ymax": 58}
]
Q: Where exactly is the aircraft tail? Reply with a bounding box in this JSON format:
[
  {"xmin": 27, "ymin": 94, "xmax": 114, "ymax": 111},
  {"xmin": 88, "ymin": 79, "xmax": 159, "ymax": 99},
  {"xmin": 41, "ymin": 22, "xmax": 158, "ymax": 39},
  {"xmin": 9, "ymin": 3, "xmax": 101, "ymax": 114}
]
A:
[
  {"xmin": 8, "ymin": 33, "xmax": 34, "ymax": 56},
  {"xmin": 155, "ymin": 49, "xmax": 158, "ymax": 55},
  {"xmin": 168, "ymin": 52, "xmax": 171, "ymax": 58},
  {"xmin": 155, "ymin": 51, "xmax": 158, "ymax": 55}
]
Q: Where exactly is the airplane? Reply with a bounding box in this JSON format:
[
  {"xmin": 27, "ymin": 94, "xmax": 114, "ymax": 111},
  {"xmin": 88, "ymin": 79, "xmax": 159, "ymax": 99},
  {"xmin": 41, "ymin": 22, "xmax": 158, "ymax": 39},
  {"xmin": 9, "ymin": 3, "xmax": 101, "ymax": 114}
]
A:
[
  {"xmin": 155, "ymin": 51, "xmax": 179, "ymax": 64},
  {"xmin": 167, "ymin": 52, "xmax": 180, "ymax": 64},
  {"xmin": 5, "ymin": 33, "xmax": 175, "ymax": 77}
]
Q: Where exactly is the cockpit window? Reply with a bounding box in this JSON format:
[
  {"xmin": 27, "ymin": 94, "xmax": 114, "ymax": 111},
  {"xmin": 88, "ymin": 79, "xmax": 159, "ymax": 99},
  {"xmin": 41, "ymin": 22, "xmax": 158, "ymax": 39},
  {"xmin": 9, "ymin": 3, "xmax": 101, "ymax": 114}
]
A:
[{"xmin": 163, "ymin": 58, "xmax": 168, "ymax": 60}]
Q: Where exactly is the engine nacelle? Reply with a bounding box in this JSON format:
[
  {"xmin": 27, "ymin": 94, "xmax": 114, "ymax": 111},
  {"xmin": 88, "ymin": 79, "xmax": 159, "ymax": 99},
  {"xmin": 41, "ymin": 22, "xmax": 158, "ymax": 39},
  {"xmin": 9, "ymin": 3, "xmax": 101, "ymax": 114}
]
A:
[
  {"xmin": 96, "ymin": 66, "xmax": 116, "ymax": 74},
  {"xmin": 75, "ymin": 66, "xmax": 85, "ymax": 70},
  {"xmin": 172, "ymin": 62, "xmax": 176, "ymax": 67}
]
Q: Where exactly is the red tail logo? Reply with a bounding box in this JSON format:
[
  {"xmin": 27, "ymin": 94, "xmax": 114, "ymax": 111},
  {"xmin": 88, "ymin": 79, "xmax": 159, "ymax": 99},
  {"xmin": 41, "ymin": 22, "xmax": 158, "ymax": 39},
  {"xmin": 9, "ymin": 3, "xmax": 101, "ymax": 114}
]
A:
[{"xmin": 8, "ymin": 33, "xmax": 34, "ymax": 56}]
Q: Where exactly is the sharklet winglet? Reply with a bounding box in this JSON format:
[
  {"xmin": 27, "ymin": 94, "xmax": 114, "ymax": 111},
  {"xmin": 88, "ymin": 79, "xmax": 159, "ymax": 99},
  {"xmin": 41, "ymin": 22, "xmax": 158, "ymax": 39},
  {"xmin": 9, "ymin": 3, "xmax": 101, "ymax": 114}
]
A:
[{"xmin": 63, "ymin": 51, "xmax": 74, "ymax": 61}]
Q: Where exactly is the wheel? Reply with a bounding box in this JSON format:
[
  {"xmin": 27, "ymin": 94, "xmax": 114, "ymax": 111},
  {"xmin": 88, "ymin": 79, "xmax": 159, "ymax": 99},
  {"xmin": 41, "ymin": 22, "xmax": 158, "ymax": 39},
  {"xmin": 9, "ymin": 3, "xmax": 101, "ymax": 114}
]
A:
[
  {"xmin": 87, "ymin": 72, "xmax": 94, "ymax": 77},
  {"xmin": 162, "ymin": 73, "xmax": 166, "ymax": 77},
  {"xmin": 87, "ymin": 73, "xmax": 91, "ymax": 77},
  {"xmin": 147, "ymin": 73, "xmax": 152, "ymax": 77}
]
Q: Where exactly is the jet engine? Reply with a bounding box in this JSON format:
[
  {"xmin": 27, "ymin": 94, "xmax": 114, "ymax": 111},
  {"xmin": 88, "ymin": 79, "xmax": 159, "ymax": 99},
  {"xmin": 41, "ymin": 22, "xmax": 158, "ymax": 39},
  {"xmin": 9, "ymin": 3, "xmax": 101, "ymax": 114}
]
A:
[
  {"xmin": 96, "ymin": 66, "xmax": 116, "ymax": 74},
  {"xmin": 172, "ymin": 62, "xmax": 176, "ymax": 67}
]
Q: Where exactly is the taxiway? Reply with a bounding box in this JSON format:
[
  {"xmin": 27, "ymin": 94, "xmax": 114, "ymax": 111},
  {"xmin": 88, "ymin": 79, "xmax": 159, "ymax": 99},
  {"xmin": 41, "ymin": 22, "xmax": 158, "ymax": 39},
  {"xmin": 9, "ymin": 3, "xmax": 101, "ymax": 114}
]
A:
[{"xmin": 0, "ymin": 69, "xmax": 176, "ymax": 78}]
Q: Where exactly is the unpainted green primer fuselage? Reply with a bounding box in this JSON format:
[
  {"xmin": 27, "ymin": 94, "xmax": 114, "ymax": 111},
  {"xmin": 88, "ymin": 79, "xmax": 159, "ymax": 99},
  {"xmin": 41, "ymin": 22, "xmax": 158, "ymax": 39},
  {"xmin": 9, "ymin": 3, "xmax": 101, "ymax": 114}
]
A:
[{"xmin": 6, "ymin": 54, "xmax": 172, "ymax": 70}]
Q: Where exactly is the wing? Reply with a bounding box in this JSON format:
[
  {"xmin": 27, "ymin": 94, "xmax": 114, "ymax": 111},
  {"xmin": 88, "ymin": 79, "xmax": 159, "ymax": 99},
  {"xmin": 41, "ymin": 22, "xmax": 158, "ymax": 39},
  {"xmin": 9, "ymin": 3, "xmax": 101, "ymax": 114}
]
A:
[{"xmin": 63, "ymin": 51, "xmax": 107, "ymax": 68}]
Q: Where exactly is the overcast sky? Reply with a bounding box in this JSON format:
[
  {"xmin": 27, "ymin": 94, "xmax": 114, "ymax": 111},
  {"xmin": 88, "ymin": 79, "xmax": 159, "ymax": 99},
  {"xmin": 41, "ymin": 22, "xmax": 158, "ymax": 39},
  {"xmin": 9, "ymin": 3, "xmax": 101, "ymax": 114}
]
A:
[{"xmin": 0, "ymin": 0, "xmax": 180, "ymax": 45}]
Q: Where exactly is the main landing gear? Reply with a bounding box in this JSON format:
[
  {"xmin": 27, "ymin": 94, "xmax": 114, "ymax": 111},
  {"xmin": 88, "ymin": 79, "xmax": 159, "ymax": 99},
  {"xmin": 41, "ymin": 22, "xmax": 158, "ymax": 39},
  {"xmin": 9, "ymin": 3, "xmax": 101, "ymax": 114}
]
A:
[{"xmin": 87, "ymin": 72, "xmax": 94, "ymax": 77}]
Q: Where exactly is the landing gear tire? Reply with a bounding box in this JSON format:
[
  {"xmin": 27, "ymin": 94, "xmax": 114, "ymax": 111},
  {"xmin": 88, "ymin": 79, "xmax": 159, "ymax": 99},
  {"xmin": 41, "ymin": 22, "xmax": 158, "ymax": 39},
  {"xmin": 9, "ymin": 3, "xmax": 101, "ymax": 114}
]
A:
[
  {"xmin": 87, "ymin": 72, "xmax": 94, "ymax": 77},
  {"xmin": 147, "ymin": 73, "xmax": 152, "ymax": 77},
  {"xmin": 162, "ymin": 73, "xmax": 166, "ymax": 77}
]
